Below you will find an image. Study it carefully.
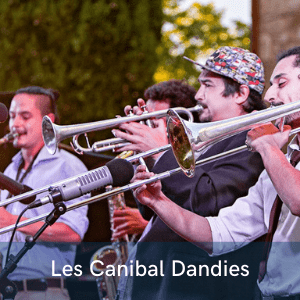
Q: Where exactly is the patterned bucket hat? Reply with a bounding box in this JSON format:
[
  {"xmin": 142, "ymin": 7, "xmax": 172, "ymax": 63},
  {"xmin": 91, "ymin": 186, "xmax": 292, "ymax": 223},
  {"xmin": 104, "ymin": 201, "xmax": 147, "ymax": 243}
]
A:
[{"xmin": 184, "ymin": 46, "xmax": 265, "ymax": 94}]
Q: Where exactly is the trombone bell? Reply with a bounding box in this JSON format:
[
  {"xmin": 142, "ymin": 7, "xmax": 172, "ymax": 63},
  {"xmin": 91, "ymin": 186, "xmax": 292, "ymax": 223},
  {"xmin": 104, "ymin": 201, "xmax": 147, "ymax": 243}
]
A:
[
  {"xmin": 167, "ymin": 100, "xmax": 300, "ymax": 178},
  {"xmin": 167, "ymin": 110, "xmax": 195, "ymax": 178}
]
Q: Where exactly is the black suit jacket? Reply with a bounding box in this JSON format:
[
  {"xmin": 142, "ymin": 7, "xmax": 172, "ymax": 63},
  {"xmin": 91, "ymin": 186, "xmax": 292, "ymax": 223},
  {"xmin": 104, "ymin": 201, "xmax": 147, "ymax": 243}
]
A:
[{"xmin": 130, "ymin": 132, "xmax": 265, "ymax": 300}]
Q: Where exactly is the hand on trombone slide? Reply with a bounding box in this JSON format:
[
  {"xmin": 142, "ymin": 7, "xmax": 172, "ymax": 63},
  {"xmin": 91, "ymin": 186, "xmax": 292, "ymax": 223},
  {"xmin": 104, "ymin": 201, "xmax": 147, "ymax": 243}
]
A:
[
  {"xmin": 245, "ymin": 122, "xmax": 291, "ymax": 153},
  {"xmin": 132, "ymin": 165, "xmax": 165, "ymax": 209}
]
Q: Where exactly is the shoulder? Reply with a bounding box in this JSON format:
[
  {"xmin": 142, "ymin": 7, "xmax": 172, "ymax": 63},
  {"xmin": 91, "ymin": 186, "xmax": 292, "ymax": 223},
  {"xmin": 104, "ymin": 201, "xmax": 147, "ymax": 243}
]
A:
[
  {"xmin": 37, "ymin": 148, "xmax": 88, "ymax": 180},
  {"xmin": 55, "ymin": 149, "xmax": 88, "ymax": 172}
]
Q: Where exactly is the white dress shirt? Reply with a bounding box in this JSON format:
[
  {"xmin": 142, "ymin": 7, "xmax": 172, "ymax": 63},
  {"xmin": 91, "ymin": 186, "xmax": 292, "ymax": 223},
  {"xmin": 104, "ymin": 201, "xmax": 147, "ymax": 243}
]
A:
[{"xmin": 207, "ymin": 137, "xmax": 300, "ymax": 296}]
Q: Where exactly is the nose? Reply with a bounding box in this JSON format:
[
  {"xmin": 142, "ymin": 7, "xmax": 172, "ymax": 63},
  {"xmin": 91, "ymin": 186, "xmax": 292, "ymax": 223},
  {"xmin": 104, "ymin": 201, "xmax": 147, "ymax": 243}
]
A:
[
  {"xmin": 195, "ymin": 86, "xmax": 204, "ymax": 102},
  {"xmin": 264, "ymin": 85, "xmax": 276, "ymax": 104},
  {"xmin": 9, "ymin": 114, "xmax": 22, "ymax": 131}
]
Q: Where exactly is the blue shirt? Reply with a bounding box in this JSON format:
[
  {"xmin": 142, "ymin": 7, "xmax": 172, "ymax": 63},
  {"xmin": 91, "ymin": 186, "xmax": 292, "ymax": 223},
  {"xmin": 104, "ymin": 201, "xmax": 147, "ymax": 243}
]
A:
[{"xmin": 0, "ymin": 146, "xmax": 89, "ymax": 280}]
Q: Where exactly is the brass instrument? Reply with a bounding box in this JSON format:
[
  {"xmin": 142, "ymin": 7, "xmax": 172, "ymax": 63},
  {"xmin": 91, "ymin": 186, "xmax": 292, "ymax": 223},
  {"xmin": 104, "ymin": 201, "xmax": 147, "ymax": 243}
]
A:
[
  {"xmin": 167, "ymin": 100, "xmax": 300, "ymax": 177},
  {"xmin": 0, "ymin": 132, "xmax": 18, "ymax": 146},
  {"xmin": 42, "ymin": 105, "xmax": 203, "ymax": 155},
  {"xmin": 2, "ymin": 101, "xmax": 300, "ymax": 228},
  {"xmin": 90, "ymin": 186, "xmax": 128, "ymax": 300},
  {"xmin": 1, "ymin": 124, "xmax": 300, "ymax": 235}
]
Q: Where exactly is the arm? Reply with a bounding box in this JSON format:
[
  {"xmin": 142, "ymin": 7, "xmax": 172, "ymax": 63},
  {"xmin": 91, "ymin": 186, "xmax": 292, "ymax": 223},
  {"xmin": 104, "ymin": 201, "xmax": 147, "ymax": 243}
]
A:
[
  {"xmin": 132, "ymin": 165, "xmax": 213, "ymax": 253},
  {"xmin": 112, "ymin": 207, "xmax": 148, "ymax": 240},
  {"xmin": 133, "ymin": 164, "xmax": 267, "ymax": 255},
  {"xmin": 0, "ymin": 207, "xmax": 81, "ymax": 242},
  {"xmin": 247, "ymin": 123, "xmax": 300, "ymax": 215}
]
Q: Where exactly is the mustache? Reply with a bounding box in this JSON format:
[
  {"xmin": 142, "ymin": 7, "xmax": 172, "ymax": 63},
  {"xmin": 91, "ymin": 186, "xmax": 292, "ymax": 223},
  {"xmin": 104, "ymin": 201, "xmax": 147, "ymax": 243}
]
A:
[
  {"xmin": 198, "ymin": 103, "xmax": 208, "ymax": 109},
  {"xmin": 270, "ymin": 102, "xmax": 284, "ymax": 107}
]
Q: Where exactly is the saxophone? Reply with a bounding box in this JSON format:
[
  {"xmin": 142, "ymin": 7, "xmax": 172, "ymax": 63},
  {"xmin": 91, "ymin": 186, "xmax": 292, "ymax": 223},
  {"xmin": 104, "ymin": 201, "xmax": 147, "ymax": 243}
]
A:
[
  {"xmin": 90, "ymin": 152, "xmax": 133, "ymax": 300},
  {"xmin": 90, "ymin": 106, "xmax": 152, "ymax": 299}
]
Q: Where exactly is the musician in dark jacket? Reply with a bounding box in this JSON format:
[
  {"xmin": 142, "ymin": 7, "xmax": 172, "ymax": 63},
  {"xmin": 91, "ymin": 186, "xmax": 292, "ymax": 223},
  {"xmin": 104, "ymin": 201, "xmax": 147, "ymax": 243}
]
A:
[{"xmin": 115, "ymin": 46, "xmax": 267, "ymax": 300}]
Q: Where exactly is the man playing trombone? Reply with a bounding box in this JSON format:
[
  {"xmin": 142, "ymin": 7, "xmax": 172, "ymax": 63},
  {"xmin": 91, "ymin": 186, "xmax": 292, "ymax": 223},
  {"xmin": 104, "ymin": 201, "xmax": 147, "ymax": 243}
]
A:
[
  {"xmin": 133, "ymin": 46, "xmax": 300, "ymax": 300},
  {"xmin": 0, "ymin": 86, "xmax": 89, "ymax": 300},
  {"xmin": 115, "ymin": 46, "xmax": 267, "ymax": 300}
]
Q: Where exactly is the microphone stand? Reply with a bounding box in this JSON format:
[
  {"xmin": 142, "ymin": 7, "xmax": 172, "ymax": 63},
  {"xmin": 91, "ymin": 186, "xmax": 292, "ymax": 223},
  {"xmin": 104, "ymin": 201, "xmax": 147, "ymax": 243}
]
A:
[{"xmin": 0, "ymin": 200, "xmax": 67, "ymax": 300}]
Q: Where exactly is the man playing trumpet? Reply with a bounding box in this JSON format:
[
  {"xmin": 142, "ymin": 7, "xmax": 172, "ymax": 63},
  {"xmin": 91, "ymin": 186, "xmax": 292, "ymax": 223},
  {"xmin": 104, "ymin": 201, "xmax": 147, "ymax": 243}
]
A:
[
  {"xmin": 0, "ymin": 86, "xmax": 89, "ymax": 300},
  {"xmin": 112, "ymin": 79, "xmax": 198, "ymax": 240}
]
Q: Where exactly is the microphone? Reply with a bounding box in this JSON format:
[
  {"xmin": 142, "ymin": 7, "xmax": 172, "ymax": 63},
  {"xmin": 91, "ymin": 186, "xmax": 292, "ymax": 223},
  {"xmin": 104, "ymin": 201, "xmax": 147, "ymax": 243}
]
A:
[
  {"xmin": 0, "ymin": 172, "xmax": 36, "ymax": 204},
  {"xmin": 0, "ymin": 103, "xmax": 8, "ymax": 123},
  {"xmin": 29, "ymin": 158, "xmax": 134, "ymax": 208}
]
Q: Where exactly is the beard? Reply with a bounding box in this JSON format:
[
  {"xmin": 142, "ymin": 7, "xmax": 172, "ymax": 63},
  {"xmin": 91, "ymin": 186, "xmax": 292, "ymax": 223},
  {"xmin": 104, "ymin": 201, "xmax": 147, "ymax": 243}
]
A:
[
  {"xmin": 285, "ymin": 112, "xmax": 300, "ymax": 128},
  {"xmin": 199, "ymin": 105, "xmax": 212, "ymax": 123},
  {"xmin": 272, "ymin": 102, "xmax": 300, "ymax": 128}
]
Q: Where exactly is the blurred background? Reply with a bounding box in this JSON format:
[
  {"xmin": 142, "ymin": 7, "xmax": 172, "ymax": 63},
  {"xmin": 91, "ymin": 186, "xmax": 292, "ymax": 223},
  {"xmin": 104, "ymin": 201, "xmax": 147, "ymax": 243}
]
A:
[{"xmin": 0, "ymin": 0, "xmax": 254, "ymax": 170}]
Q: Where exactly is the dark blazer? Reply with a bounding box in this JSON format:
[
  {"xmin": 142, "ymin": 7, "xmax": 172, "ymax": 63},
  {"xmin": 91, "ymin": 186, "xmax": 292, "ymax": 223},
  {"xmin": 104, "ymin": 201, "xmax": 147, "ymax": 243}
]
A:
[{"xmin": 129, "ymin": 131, "xmax": 265, "ymax": 300}]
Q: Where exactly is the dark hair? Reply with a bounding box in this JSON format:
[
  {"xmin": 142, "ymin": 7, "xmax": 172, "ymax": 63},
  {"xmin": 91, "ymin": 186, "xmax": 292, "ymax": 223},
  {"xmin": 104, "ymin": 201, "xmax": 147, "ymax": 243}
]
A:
[
  {"xmin": 221, "ymin": 76, "xmax": 266, "ymax": 112},
  {"xmin": 144, "ymin": 80, "xmax": 197, "ymax": 109},
  {"xmin": 200, "ymin": 69, "xmax": 266, "ymax": 112},
  {"xmin": 15, "ymin": 86, "xmax": 60, "ymax": 122},
  {"xmin": 277, "ymin": 46, "xmax": 300, "ymax": 67}
]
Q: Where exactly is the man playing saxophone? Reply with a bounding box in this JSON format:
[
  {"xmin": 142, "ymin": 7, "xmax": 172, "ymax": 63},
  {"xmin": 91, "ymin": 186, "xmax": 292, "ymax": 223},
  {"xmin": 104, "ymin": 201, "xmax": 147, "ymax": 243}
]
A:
[{"xmin": 0, "ymin": 86, "xmax": 89, "ymax": 300}]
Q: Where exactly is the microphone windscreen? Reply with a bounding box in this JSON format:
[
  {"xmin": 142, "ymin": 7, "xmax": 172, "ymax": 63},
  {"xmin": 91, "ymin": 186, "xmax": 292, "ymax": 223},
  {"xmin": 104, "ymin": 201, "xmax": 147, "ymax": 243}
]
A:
[
  {"xmin": 0, "ymin": 103, "xmax": 8, "ymax": 123},
  {"xmin": 106, "ymin": 158, "xmax": 134, "ymax": 187}
]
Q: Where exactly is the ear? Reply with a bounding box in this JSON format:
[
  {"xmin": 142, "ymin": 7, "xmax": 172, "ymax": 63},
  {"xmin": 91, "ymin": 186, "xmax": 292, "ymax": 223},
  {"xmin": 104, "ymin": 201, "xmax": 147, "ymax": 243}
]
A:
[
  {"xmin": 47, "ymin": 113, "xmax": 55, "ymax": 122},
  {"xmin": 235, "ymin": 84, "xmax": 250, "ymax": 105}
]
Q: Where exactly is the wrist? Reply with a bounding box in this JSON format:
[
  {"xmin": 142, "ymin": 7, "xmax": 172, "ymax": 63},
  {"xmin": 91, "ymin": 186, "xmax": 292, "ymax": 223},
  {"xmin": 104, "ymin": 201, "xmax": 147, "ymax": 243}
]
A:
[{"xmin": 148, "ymin": 191, "xmax": 169, "ymax": 211}]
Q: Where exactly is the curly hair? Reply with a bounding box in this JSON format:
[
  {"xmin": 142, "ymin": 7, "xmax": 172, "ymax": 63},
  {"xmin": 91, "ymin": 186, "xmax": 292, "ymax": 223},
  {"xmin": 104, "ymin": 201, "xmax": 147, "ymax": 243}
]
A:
[{"xmin": 144, "ymin": 80, "xmax": 197, "ymax": 109}]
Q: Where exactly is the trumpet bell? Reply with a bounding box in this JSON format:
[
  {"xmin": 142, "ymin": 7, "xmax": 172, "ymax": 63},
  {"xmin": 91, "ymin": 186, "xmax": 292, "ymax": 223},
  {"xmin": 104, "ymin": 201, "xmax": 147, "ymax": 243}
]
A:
[{"xmin": 42, "ymin": 115, "xmax": 57, "ymax": 155}]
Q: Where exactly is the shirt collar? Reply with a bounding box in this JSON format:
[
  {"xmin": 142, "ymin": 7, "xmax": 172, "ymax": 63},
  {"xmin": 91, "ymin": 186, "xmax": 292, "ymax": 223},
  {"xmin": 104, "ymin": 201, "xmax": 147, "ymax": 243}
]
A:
[{"xmin": 11, "ymin": 146, "xmax": 60, "ymax": 170}]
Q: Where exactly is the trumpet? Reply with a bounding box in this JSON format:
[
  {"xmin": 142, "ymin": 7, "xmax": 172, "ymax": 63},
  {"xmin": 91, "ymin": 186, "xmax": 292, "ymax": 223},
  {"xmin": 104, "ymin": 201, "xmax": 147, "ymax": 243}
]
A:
[
  {"xmin": 42, "ymin": 105, "xmax": 203, "ymax": 155},
  {"xmin": 2, "ymin": 100, "xmax": 300, "ymax": 228},
  {"xmin": 2, "ymin": 124, "xmax": 300, "ymax": 235},
  {"xmin": 0, "ymin": 132, "xmax": 19, "ymax": 146}
]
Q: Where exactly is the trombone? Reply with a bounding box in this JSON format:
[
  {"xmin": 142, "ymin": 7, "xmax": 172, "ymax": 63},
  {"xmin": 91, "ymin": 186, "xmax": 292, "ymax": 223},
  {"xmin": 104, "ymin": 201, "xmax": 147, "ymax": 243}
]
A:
[
  {"xmin": 2, "ymin": 125, "xmax": 300, "ymax": 235},
  {"xmin": 1, "ymin": 100, "xmax": 300, "ymax": 233},
  {"xmin": 42, "ymin": 105, "xmax": 203, "ymax": 155},
  {"xmin": 167, "ymin": 100, "xmax": 300, "ymax": 177}
]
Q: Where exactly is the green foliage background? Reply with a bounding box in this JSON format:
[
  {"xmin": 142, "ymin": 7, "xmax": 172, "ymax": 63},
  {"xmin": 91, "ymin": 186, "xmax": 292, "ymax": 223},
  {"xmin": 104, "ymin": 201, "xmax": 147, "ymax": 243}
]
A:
[
  {"xmin": 0, "ymin": 0, "xmax": 163, "ymax": 126},
  {"xmin": 155, "ymin": 1, "xmax": 251, "ymax": 86},
  {"xmin": 0, "ymin": 0, "xmax": 250, "ymax": 154}
]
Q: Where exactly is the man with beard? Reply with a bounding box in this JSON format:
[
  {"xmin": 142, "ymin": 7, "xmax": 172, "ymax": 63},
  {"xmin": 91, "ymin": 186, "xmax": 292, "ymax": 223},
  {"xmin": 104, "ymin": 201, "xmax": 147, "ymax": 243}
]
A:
[
  {"xmin": 115, "ymin": 46, "xmax": 266, "ymax": 300},
  {"xmin": 133, "ymin": 46, "xmax": 300, "ymax": 299}
]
